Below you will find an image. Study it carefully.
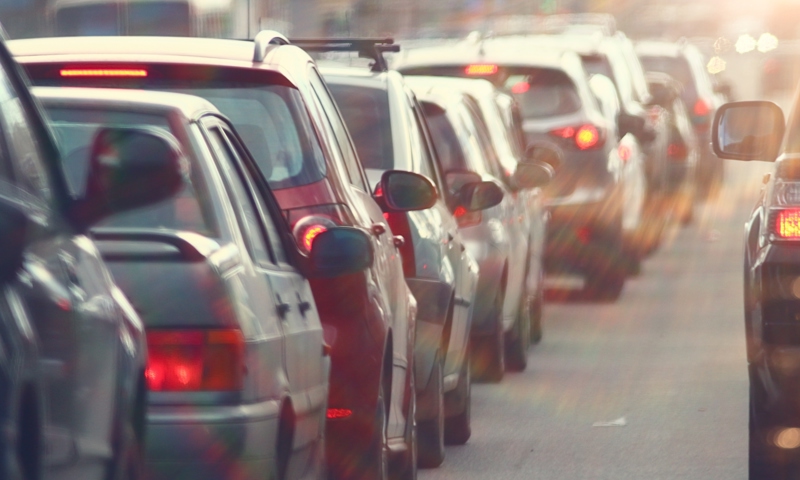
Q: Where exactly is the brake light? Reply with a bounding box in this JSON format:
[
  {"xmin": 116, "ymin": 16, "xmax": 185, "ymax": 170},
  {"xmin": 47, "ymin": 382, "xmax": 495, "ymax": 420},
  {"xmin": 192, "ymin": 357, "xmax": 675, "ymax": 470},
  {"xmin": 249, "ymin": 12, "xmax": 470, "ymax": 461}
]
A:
[
  {"xmin": 327, "ymin": 408, "xmax": 353, "ymax": 419},
  {"xmin": 146, "ymin": 329, "xmax": 245, "ymax": 392},
  {"xmin": 776, "ymin": 209, "xmax": 800, "ymax": 239},
  {"xmin": 667, "ymin": 143, "xmax": 689, "ymax": 161},
  {"xmin": 60, "ymin": 68, "xmax": 148, "ymax": 77},
  {"xmin": 549, "ymin": 124, "xmax": 604, "ymax": 150},
  {"xmin": 511, "ymin": 82, "xmax": 530, "ymax": 94},
  {"xmin": 454, "ymin": 205, "xmax": 482, "ymax": 228},
  {"xmin": 465, "ymin": 64, "xmax": 498, "ymax": 76},
  {"xmin": 693, "ymin": 99, "xmax": 710, "ymax": 117}
]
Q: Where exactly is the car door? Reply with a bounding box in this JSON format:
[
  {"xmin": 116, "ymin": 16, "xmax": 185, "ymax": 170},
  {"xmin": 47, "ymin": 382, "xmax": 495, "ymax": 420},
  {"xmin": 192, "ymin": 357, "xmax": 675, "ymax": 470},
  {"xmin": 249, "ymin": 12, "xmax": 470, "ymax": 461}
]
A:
[
  {"xmin": 0, "ymin": 68, "xmax": 119, "ymax": 475},
  {"xmin": 202, "ymin": 117, "xmax": 327, "ymax": 448}
]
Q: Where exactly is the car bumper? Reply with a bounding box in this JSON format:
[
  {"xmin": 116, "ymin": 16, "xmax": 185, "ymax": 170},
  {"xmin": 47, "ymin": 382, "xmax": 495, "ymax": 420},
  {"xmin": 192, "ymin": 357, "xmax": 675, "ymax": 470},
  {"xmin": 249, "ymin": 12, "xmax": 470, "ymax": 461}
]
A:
[{"xmin": 145, "ymin": 399, "xmax": 281, "ymax": 480}]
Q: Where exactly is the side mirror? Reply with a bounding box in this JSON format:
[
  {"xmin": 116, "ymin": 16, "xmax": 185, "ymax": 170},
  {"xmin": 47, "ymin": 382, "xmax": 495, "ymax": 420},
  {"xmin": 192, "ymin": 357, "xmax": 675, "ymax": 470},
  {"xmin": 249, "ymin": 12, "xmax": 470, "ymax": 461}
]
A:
[
  {"xmin": 308, "ymin": 227, "xmax": 374, "ymax": 278},
  {"xmin": 712, "ymin": 101, "xmax": 785, "ymax": 161},
  {"xmin": 524, "ymin": 142, "xmax": 563, "ymax": 171},
  {"xmin": 0, "ymin": 198, "xmax": 30, "ymax": 283},
  {"xmin": 459, "ymin": 181, "xmax": 504, "ymax": 211},
  {"xmin": 618, "ymin": 111, "xmax": 655, "ymax": 143},
  {"xmin": 380, "ymin": 170, "xmax": 438, "ymax": 212},
  {"xmin": 75, "ymin": 127, "xmax": 185, "ymax": 228},
  {"xmin": 513, "ymin": 161, "xmax": 554, "ymax": 189}
]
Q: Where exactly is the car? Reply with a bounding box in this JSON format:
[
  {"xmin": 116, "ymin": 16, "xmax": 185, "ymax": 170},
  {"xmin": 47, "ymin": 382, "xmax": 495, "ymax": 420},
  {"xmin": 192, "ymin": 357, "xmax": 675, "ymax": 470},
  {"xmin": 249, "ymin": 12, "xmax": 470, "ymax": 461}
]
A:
[
  {"xmin": 406, "ymin": 76, "xmax": 553, "ymax": 381},
  {"xmin": 636, "ymin": 39, "xmax": 725, "ymax": 199},
  {"xmin": 315, "ymin": 39, "xmax": 491, "ymax": 464},
  {"xmin": 644, "ymin": 71, "xmax": 699, "ymax": 224},
  {"xmin": 395, "ymin": 36, "xmax": 647, "ymax": 298},
  {"xmin": 711, "ymin": 98, "xmax": 797, "ymax": 477},
  {"xmin": 32, "ymin": 85, "xmax": 371, "ymax": 480},
  {"xmin": 0, "ymin": 34, "xmax": 185, "ymax": 480},
  {"xmin": 9, "ymin": 31, "xmax": 436, "ymax": 480}
]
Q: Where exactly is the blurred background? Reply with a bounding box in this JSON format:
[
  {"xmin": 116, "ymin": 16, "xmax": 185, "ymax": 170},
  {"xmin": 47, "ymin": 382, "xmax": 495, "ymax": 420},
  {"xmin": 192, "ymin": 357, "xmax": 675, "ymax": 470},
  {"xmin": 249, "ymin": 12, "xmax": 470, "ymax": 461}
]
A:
[{"xmin": 3, "ymin": 0, "xmax": 800, "ymax": 107}]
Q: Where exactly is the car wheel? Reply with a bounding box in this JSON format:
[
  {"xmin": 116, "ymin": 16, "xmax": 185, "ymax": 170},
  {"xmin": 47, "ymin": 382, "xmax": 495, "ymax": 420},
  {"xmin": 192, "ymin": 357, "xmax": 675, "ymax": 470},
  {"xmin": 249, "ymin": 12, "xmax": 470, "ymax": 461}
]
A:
[
  {"xmin": 444, "ymin": 346, "xmax": 471, "ymax": 445},
  {"xmin": 417, "ymin": 356, "xmax": 444, "ymax": 469},
  {"xmin": 748, "ymin": 379, "xmax": 788, "ymax": 479},
  {"xmin": 391, "ymin": 369, "xmax": 417, "ymax": 480},
  {"xmin": 472, "ymin": 289, "xmax": 505, "ymax": 382},
  {"xmin": 505, "ymin": 292, "xmax": 530, "ymax": 372}
]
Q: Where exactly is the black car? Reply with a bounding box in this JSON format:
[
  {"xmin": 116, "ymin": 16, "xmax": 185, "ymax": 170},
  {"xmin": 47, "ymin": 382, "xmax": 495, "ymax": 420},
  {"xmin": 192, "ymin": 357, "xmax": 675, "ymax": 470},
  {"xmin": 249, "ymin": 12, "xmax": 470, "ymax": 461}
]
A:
[
  {"xmin": 711, "ymin": 98, "xmax": 799, "ymax": 477},
  {"xmin": 0, "ymin": 35, "xmax": 184, "ymax": 480}
]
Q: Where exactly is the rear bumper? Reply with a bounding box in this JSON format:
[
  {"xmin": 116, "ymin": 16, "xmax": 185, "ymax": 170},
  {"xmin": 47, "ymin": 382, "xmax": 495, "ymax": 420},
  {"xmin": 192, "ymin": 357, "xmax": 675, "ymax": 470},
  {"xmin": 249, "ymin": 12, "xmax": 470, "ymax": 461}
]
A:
[{"xmin": 145, "ymin": 400, "xmax": 281, "ymax": 480}]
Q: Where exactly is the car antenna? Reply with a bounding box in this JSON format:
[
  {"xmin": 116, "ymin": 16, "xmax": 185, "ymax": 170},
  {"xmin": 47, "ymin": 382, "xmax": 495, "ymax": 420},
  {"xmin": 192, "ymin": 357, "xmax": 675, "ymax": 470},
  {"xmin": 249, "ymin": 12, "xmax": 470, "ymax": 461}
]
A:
[{"xmin": 290, "ymin": 38, "xmax": 400, "ymax": 73}]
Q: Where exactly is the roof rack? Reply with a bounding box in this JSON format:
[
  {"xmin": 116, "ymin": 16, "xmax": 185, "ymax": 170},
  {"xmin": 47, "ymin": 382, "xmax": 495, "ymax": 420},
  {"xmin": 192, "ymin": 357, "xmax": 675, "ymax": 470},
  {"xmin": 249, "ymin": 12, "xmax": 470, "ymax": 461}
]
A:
[
  {"xmin": 289, "ymin": 38, "xmax": 400, "ymax": 72},
  {"xmin": 252, "ymin": 30, "xmax": 290, "ymax": 63}
]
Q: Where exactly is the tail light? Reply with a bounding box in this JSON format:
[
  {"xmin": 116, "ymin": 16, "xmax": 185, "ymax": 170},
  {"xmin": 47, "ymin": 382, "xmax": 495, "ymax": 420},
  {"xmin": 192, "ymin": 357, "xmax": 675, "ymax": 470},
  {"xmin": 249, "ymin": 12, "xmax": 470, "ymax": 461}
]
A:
[
  {"xmin": 775, "ymin": 209, "xmax": 800, "ymax": 239},
  {"xmin": 465, "ymin": 64, "xmax": 498, "ymax": 76},
  {"xmin": 768, "ymin": 182, "xmax": 800, "ymax": 241},
  {"xmin": 667, "ymin": 143, "xmax": 689, "ymax": 161},
  {"xmin": 286, "ymin": 204, "xmax": 353, "ymax": 254},
  {"xmin": 453, "ymin": 205, "xmax": 482, "ymax": 228},
  {"xmin": 549, "ymin": 124, "xmax": 604, "ymax": 150},
  {"xmin": 693, "ymin": 99, "xmax": 711, "ymax": 117},
  {"xmin": 384, "ymin": 211, "xmax": 415, "ymax": 276},
  {"xmin": 146, "ymin": 329, "xmax": 245, "ymax": 392}
]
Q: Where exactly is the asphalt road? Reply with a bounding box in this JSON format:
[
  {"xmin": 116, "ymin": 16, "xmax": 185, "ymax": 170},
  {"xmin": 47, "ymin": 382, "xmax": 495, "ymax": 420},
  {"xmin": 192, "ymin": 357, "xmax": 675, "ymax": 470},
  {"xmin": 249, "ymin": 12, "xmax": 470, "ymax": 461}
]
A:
[{"xmin": 420, "ymin": 160, "xmax": 769, "ymax": 480}]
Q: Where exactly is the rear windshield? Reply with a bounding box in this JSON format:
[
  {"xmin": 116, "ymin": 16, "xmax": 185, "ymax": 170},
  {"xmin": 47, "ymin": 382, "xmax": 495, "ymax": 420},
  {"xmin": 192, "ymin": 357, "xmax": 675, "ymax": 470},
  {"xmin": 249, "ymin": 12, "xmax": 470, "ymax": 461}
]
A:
[
  {"xmin": 639, "ymin": 55, "xmax": 697, "ymax": 102},
  {"xmin": 327, "ymin": 84, "xmax": 394, "ymax": 171},
  {"xmin": 44, "ymin": 106, "xmax": 218, "ymax": 235},
  {"xmin": 26, "ymin": 65, "xmax": 328, "ymax": 191},
  {"xmin": 503, "ymin": 68, "xmax": 582, "ymax": 119},
  {"xmin": 127, "ymin": 3, "xmax": 191, "ymax": 36},
  {"xmin": 55, "ymin": 3, "xmax": 122, "ymax": 36}
]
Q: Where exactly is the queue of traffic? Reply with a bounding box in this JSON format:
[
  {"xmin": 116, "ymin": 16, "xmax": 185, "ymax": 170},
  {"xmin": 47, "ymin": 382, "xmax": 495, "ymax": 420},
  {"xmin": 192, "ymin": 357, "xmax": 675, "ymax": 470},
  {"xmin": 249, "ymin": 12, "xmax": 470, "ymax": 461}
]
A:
[{"xmin": 0, "ymin": 16, "xmax": 729, "ymax": 480}]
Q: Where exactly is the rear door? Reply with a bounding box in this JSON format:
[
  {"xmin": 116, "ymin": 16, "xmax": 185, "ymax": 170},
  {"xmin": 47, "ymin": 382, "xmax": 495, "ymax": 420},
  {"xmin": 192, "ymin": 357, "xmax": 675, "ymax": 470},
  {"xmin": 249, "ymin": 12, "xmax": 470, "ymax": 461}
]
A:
[{"xmin": 202, "ymin": 117, "xmax": 327, "ymax": 447}]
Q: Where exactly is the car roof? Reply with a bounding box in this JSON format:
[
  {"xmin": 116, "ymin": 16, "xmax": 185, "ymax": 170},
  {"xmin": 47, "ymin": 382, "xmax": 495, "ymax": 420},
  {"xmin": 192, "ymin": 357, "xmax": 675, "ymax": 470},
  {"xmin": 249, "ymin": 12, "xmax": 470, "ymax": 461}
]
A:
[
  {"xmin": 402, "ymin": 75, "xmax": 496, "ymax": 97},
  {"xmin": 635, "ymin": 40, "xmax": 685, "ymax": 58},
  {"xmin": 33, "ymin": 86, "xmax": 218, "ymax": 120},
  {"xmin": 8, "ymin": 33, "xmax": 305, "ymax": 76},
  {"xmin": 320, "ymin": 64, "xmax": 390, "ymax": 89}
]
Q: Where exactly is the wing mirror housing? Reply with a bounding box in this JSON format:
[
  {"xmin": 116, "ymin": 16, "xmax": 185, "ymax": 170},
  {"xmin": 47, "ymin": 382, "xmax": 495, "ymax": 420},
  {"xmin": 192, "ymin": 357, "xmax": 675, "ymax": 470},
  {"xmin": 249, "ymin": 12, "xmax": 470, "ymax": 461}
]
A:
[
  {"xmin": 308, "ymin": 227, "xmax": 374, "ymax": 278},
  {"xmin": 459, "ymin": 181, "xmax": 504, "ymax": 211},
  {"xmin": 524, "ymin": 142, "xmax": 562, "ymax": 172},
  {"xmin": 380, "ymin": 170, "xmax": 438, "ymax": 212},
  {"xmin": 618, "ymin": 111, "xmax": 656, "ymax": 143},
  {"xmin": 73, "ymin": 127, "xmax": 185, "ymax": 230},
  {"xmin": 712, "ymin": 101, "xmax": 785, "ymax": 162},
  {"xmin": 0, "ymin": 198, "xmax": 30, "ymax": 283}
]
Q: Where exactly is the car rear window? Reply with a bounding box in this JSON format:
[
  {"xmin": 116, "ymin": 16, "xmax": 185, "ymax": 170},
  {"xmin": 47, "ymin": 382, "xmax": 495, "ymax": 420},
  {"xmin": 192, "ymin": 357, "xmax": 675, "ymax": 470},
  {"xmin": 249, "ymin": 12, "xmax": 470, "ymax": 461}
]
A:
[
  {"xmin": 639, "ymin": 55, "xmax": 698, "ymax": 102},
  {"xmin": 44, "ymin": 106, "xmax": 218, "ymax": 235},
  {"xmin": 327, "ymin": 84, "xmax": 394, "ymax": 171},
  {"xmin": 127, "ymin": 3, "xmax": 191, "ymax": 36},
  {"xmin": 503, "ymin": 68, "xmax": 582, "ymax": 119},
  {"xmin": 55, "ymin": 3, "xmax": 122, "ymax": 36},
  {"xmin": 24, "ymin": 64, "xmax": 327, "ymax": 191}
]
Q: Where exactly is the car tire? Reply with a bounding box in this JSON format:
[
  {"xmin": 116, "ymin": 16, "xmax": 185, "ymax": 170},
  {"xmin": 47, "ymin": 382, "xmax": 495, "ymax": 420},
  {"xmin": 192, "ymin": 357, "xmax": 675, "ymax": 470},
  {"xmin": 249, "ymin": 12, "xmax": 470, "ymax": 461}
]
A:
[
  {"xmin": 391, "ymin": 369, "xmax": 417, "ymax": 480},
  {"xmin": 444, "ymin": 346, "xmax": 471, "ymax": 445},
  {"xmin": 417, "ymin": 356, "xmax": 445, "ymax": 469},
  {"xmin": 748, "ymin": 379, "xmax": 792, "ymax": 479},
  {"xmin": 505, "ymin": 292, "xmax": 530, "ymax": 372},
  {"xmin": 472, "ymin": 289, "xmax": 505, "ymax": 383},
  {"xmin": 530, "ymin": 269, "xmax": 543, "ymax": 344}
]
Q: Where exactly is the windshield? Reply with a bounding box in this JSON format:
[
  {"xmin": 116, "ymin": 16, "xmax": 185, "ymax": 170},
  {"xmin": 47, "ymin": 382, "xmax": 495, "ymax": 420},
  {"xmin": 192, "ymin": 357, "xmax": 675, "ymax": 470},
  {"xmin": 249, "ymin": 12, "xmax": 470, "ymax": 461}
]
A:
[
  {"xmin": 504, "ymin": 68, "xmax": 582, "ymax": 119},
  {"xmin": 327, "ymin": 83, "xmax": 394, "ymax": 171},
  {"xmin": 45, "ymin": 105, "xmax": 218, "ymax": 235}
]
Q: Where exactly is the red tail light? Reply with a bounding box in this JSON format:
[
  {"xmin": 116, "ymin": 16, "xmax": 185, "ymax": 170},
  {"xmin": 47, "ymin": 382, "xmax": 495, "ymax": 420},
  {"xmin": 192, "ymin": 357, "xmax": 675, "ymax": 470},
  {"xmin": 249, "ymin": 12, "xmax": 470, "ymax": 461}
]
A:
[
  {"xmin": 693, "ymin": 99, "xmax": 710, "ymax": 117},
  {"xmin": 465, "ymin": 64, "xmax": 498, "ymax": 76},
  {"xmin": 286, "ymin": 204, "xmax": 352, "ymax": 254},
  {"xmin": 327, "ymin": 408, "xmax": 353, "ymax": 419},
  {"xmin": 618, "ymin": 145, "xmax": 632, "ymax": 163},
  {"xmin": 511, "ymin": 82, "xmax": 530, "ymax": 94},
  {"xmin": 454, "ymin": 205, "xmax": 482, "ymax": 228},
  {"xmin": 146, "ymin": 329, "xmax": 245, "ymax": 392},
  {"xmin": 776, "ymin": 209, "xmax": 800, "ymax": 239},
  {"xmin": 667, "ymin": 143, "xmax": 689, "ymax": 161},
  {"xmin": 549, "ymin": 124, "xmax": 604, "ymax": 150},
  {"xmin": 60, "ymin": 68, "xmax": 148, "ymax": 77}
]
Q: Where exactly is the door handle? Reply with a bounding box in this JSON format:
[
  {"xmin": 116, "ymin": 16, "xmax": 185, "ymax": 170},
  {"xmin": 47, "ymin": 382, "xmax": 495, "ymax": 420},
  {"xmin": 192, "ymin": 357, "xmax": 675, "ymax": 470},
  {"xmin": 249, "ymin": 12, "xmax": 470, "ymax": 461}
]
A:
[
  {"xmin": 393, "ymin": 235, "xmax": 405, "ymax": 248},
  {"xmin": 276, "ymin": 294, "xmax": 291, "ymax": 319},
  {"xmin": 297, "ymin": 293, "xmax": 312, "ymax": 317},
  {"xmin": 371, "ymin": 224, "xmax": 386, "ymax": 236}
]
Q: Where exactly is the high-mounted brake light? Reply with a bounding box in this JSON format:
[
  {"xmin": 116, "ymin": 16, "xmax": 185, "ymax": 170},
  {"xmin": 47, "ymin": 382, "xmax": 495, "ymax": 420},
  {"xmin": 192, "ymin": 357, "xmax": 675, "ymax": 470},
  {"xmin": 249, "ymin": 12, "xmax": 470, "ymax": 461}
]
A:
[
  {"xmin": 60, "ymin": 68, "xmax": 148, "ymax": 78},
  {"xmin": 465, "ymin": 64, "xmax": 498, "ymax": 76},
  {"xmin": 776, "ymin": 209, "xmax": 800, "ymax": 239},
  {"xmin": 145, "ymin": 329, "xmax": 245, "ymax": 392}
]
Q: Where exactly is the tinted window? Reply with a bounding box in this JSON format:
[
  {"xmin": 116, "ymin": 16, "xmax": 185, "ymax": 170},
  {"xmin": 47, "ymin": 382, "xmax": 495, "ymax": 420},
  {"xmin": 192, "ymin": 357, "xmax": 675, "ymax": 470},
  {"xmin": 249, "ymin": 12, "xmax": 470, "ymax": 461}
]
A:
[
  {"xmin": 504, "ymin": 69, "xmax": 582, "ymax": 119},
  {"xmin": 54, "ymin": 3, "xmax": 121, "ymax": 35},
  {"xmin": 328, "ymin": 84, "xmax": 394, "ymax": 171},
  {"xmin": 423, "ymin": 103, "xmax": 467, "ymax": 172},
  {"xmin": 639, "ymin": 55, "xmax": 698, "ymax": 102},
  {"xmin": 45, "ymin": 106, "xmax": 217, "ymax": 235}
]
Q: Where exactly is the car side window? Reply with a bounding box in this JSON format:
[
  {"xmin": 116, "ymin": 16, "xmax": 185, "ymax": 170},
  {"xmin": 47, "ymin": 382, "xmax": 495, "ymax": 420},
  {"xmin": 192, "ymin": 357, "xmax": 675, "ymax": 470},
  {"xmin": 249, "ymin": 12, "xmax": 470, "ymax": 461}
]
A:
[
  {"xmin": 205, "ymin": 123, "xmax": 273, "ymax": 265},
  {"xmin": 307, "ymin": 67, "xmax": 369, "ymax": 191},
  {"xmin": 410, "ymin": 97, "xmax": 444, "ymax": 189},
  {"xmin": 219, "ymin": 125, "xmax": 290, "ymax": 266},
  {"xmin": 0, "ymin": 66, "xmax": 53, "ymax": 204}
]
